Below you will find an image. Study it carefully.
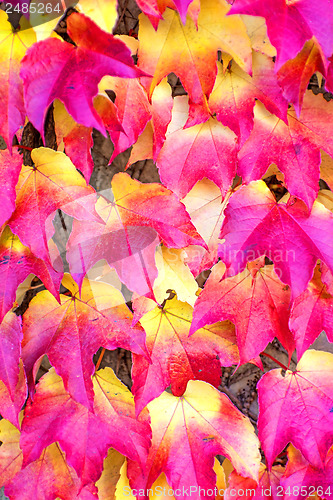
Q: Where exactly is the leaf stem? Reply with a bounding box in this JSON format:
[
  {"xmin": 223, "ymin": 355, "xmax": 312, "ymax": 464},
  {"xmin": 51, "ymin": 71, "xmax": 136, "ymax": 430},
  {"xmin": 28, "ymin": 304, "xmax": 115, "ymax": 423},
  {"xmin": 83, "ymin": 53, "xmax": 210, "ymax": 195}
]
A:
[
  {"xmin": 13, "ymin": 144, "xmax": 33, "ymax": 151},
  {"xmin": 95, "ymin": 348, "xmax": 106, "ymax": 372},
  {"xmin": 260, "ymin": 352, "xmax": 288, "ymax": 371}
]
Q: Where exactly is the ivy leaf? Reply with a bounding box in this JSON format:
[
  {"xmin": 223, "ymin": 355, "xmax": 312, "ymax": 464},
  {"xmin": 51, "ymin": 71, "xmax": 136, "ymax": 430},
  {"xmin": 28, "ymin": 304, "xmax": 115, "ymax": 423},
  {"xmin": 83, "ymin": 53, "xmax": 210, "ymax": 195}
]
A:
[
  {"xmin": 238, "ymin": 92, "xmax": 333, "ymax": 209},
  {"xmin": 191, "ymin": 259, "xmax": 294, "ymax": 364},
  {"xmin": 20, "ymin": 12, "xmax": 147, "ymax": 137},
  {"xmin": 67, "ymin": 172, "xmax": 205, "ymax": 297},
  {"xmin": 22, "ymin": 274, "xmax": 148, "ymax": 410},
  {"xmin": 8, "ymin": 148, "xmax": 101, "ymax": 265},
  {"xmin": 0, "ymin": 12, "xmax": 36, "ymax": 149},
  {"xmin": 156, "ymin": 116, "xmax": 238, "ymax": 198},
  {"xmin": 209, "ymin": 52, "xmax": 288, "ymax": 146},
  {"xmin": 0, "ymin": 226, "xmax": 62, "ymax": 323},
  {"xmin": 128, "ymin": 381, "xmax": 260, "ymax": 493},
  {"xmin": 182, "ymin": 179, "xmax": 227, "ymax": 276},
  {"xmin": 257, "ymin": 350, "xmax": 333, "ymax": 469},
  {"xmin": 0, "ymin": 149, "xmax": 23, "ymax": 228},
  {"xmin": 280, "ymin": 444, "xmax": 333, "ymax": 499},
  {"xmin": 20, "ymin": 367, "xmax": 151, "ymax": 486},
  {"xmin": 132, "ymin": 295, "xmax": 239, "ymax": 415},
  {"xmin": 229, "ymin": 0, "xmax": 333, "ymax": 70},
  {"xmin": 0, "ymin": 312, "xmax": 27, "ymax": 428},
  {"xmin": 277, "ymin": 38, "xmax": 327, "ymax": 116},
  {"xmin": 224, "ymin": 463, "xmax": 284, "ymax": 500},
  {"xmin": 138, "ymin": 0, "xmax": 251, "ymax": 110},
  {"xmin": 218, "ymin": 180, "xmax": 333, "ymax": 297},
  {"xmin": 289, "ymin": 262, "xmax": 333, "ymax": 361}
]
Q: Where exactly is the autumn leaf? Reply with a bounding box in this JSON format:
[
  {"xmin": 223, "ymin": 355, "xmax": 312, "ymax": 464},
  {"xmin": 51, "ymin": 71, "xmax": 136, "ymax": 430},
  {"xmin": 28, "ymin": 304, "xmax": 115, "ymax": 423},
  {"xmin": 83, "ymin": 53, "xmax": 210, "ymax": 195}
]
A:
[
  {"xmin": 218, "ymin": 180, "xmax": 333, "ymax": 297},
  {"xmin": 96, "ymin": 449, "xmax": 126, "ymax": 500},
  {"xmin": 0, "ymin": 149, "xmax": 23, "ymax": 228},
  {"xmin": 127, "ymin": 381, "xmax": 260, "ymax": 494},
  {"xmin": 280, "ymin": 444, "xmax": 333, "ymax": 499},
  {"xmin": 138, "ymin": 0, "xmax": 252, "ymax": 110},
  {"xmin": 0, "ymin": 226, "xmax": 62, "ymax": 323},
  {"xmin": 0, "ymin": 312, "xmax": 27, "ymax": 428},
  {"xmin": 0, "ymin": 11, "xmax": 36, "ymax": 149},
  {"xmin": 20, "ymin": 367, "xmax": 151, "ymax": 486},
  {"xmin": 224, "ymin": 463, "xmax": 284, "ymax": 500},
  {"xmin": 289, "ymin": 262, "xmax": 333, "ymax": 360},
  {"xmin": 21, "ymin": 274, "xmax": 148, "ymax": 409},
  {"xmin": 257, "ymin": 350, "xmax": 333, "ymax": 469},
  {"xmin": 156, "ymin": 115, "xmax": 238, "ymax": 198},
  {"xmin": 182, "ymin": 179, "xmax": 227, "ymax": 276},
  {"xmin": 191, "ymin": 259, "xmax": 294, "ymax": 364},
  {"xmin": 209, "ymin": 52, "xmax": 288, "ymax": 146},
  {"xmin": 277, "ymin": 38, "xmax": 327, "ymax": 116},
  {"xmin": 100, "ymin": 76, "xmax": 152, "ymax": 163},
  {"xmin": 8, "ymin": 147, "xmax": 101, "ymax": 265},
  {"xmin": 132, "ymin": 295, "xmax": 239, "ymax": 415},
  {"xmin": 20, "ymin": 12, "xmax": 147, "ymax": 137},
  {"xmin": 66, "ymin": 172, "xmax": 205, "ymax": 297},
  {"xmin": 229, "ymin": 0, "xmax": 333, "ymax": 70},
  {"xmin": 76, "ymin": 0, "xmax": 118, "ymax": 32},
  {"xmin": 238, "ymin": 92, "xmax": 333, "ymax": 209}
]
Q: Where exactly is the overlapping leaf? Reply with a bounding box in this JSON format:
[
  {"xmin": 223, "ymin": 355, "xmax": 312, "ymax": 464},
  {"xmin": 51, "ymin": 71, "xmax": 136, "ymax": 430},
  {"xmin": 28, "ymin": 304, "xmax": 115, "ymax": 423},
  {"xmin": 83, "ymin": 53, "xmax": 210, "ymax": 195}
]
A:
[
  {"xmin": 66, "ymin": 172, "xmax": 205, "ymax": 296},
  {"xmin": 0, "ymin": 312, "xmax": 26, "ymax": 428},
  {"xmin": 20, "ymin": 12, "xmax": 146, "ymax": 136},
  {"xmin": 257, "ymin": 350, "xmax": 333, "ymax": 469},
  {"xmin": 280, "ymin": 445, "xmax": 333, "ymax": 499},
  {"xmin": 21, "ymin": 274, "xmax": 148, "ymax": 409},
  {"xmin": 209, "ymin": 52, "xmax": 288, "ymax": 146},
  {"xmin": 229, "ymin": 0, "xmax": 333, "ymax": 70},
  {"xmin": 0, "ymin": 149, "xmax": 23, "ymax": 228},
  {"xmin": 138, "ymin": 0, "xmax": 252, "ymax": 111},
  {"xmin": 277, "ymin": 38, "xmax": 326, "ymax": 115},
  {"xmin": 132, "ymin": 295, "xmax": 239, "ymax": 415},
  {"xmin": 127, "ymin": 381, "xmax": 260, "ymax": 494},
  {"xmin": 20, "ymin": 367, "xmax": 151, "ymax": 486},
  {"xmin": 182, "ymin": 179, "xmax": 227, "ymax": 276},
  {"xmin": 0, "ymin": 417, "xmax": 81, "ymax": 500},
  {"xmin": 289, "ymin": 263, "xmax": 333, "ymax": 360},
  {"xmin": 191, "ymin": 259, "xmax": 293, "ymax": 364},
  {"xmin": 238, "ymin": 92, "xmax": 333, "ymax": 209},
  {"xmin": 0, "ymin": 12, "xmax": 36, "ymax": 149},
  {"xmin": 218, "ymin": 180, "xmax": 333, "ymax": 297},
  {"xmin": 8, "ymin": 147, "xmax": 100, "ymax": 265},
  {"xmin": 156, "ymin": 115, "xmax": 238, "ymax": 198},
  {"xmin": 224, "ymin": 463, "xmax": 284, "ymax": 500},
  {"xmin": 0, "ymin": 226, "xmax": 62, "ymax": 323}
]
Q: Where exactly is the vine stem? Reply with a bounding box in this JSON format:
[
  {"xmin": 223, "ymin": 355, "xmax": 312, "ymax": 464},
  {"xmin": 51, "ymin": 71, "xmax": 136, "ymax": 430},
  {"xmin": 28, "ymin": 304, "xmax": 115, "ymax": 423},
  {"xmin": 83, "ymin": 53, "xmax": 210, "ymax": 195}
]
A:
[
  {"xmin": 95, "ymin": 348, "xmax": 106, "ymax": 372},
  {"xmin": 260, "ymin": 352, "xmax": 288, "ymax": 371},
  {"xmin": 13, "ymin": 144, "xmax": 33, "ymax": 151}
]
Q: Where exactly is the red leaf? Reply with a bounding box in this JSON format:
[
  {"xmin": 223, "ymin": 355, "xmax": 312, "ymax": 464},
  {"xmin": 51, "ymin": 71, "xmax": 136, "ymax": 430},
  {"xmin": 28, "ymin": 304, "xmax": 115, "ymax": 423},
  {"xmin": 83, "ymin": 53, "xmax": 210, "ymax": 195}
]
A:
[
  {"xmin": 8, "ymin": 148, "xmax": 101, "ymax": 265},
  {"xmin": 209, "ymin": 52, "xmax": 288, "ymax": 146},
  {"xmin": 229, "ymin": 0, "xmax": 333, "ymax": 70},
  {"xmin": 156, "ymin": 116, "xmax": 238, "ymax": 198},
  {"xmin": 289, "ymin": 262, "xmax": 333, "ymax": 360},
  {"xmin": 238, "ymin": 92, "xmax": 333, "ymax": 209},
  {"xmin": 132, "ymin": 295, "xmax": 239, "ymax": 415},
  {"xmin": 281, "ymin": 444, "xmax": 333, "ymax": 499},
  {"xmin": 22, "ymin": 274, "xmax": 148, "ymax": 409},
  {"xmin": 0, "ymin": 149, "xmax": 23, "ymax": 228},
  {"xmin": 20, "ymin": 12, "xmax": 147, "ymax": 137},
  {"xmin": 218, "ymin": 180, "xmax": 333, "ymax": 298},
  {"xmin": 0, "ymin": 226, "xmax": 61, "ymax": 323},
  {"xmin": 225, "ymin": 463, "xmax": 284, "ymax": 500},
  {"xmin": 0, "ymin": 312, "xmax": 26, "ymax": 428},
  {"xmin": 257, "ymin": 350, "xmax": 333, "ymax": 469},
  {"xmin": 191, "ymin": 260, "xmax": 294, "ymax": 364},
  {"xmin": 67, "ymin": 173, "xmax": 205, "ymax": 296},
  {"xmin": 20, "ymin": 367, "xmax": 151, "ymax": 486},
  {"xmin": 128, "ymin": 381, "xmax": 260, "ymax": 494}
]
